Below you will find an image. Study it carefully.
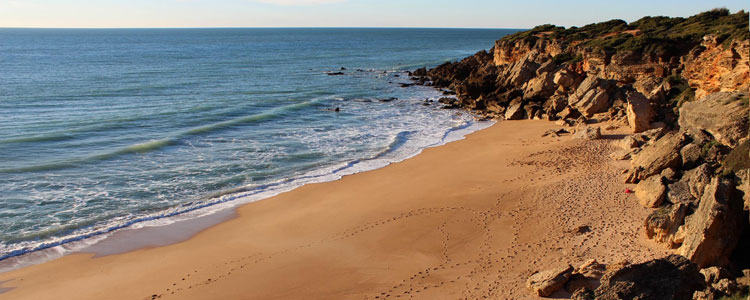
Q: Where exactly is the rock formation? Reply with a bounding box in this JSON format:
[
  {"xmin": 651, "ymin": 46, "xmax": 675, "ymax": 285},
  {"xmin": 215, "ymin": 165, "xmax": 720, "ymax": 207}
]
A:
[
  {"xmin": 412, "ymin": 8, "xmax": 750, "ymax": 299},
  {"xmin": 594, "ymin": 255, "xmax": 705, "ymax": 300}
]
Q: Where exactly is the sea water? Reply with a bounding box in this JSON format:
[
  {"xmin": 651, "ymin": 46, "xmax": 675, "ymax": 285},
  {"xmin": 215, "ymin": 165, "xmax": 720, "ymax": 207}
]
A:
[{"xmin": 0, "ymin": 28, "xmax": 516, "ymax": 267}]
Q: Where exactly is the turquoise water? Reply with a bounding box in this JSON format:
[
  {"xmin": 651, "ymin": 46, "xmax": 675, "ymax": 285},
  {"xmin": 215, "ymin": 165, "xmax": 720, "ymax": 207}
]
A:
[{"xmin": 0, "ymin": 28, "xmax": 516, "ymax": 263}]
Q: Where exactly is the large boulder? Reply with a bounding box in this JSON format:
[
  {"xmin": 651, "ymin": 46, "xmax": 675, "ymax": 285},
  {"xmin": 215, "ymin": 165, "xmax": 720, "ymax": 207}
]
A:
[
  {"xmin": 504, "ymin": 58, "xmax": 540, "ymax": 87},
  {"xmin": 683, "ymin": 164, "xmax": 714, "ymax": 200},
  {"xmin": 566, "ymin": 259, "xmax": 607, "ymax": 294},
  {"xmin": 543, "ymin": 95, "xmax": 568, "ymax": 113},
  {"xmin": 526, "ymin": 265, "xmax": 574, "ymax": 297},
  {"xmin": 523, "ymin": 72, "xmax": 556, "ymax": 100},
  {"xmin": 667, "ymin": 181, "xmax": 699, "ymax": 208},
  {"xmin": 572, "ymin": 126, "xmax": 602, "ymax": 140},
  {"xmin": 645, "ymin": 204, "xmax": 689, "ymax": 249},
  {"xmin": 553, "ymin": 69, "xmax": 579, "ymax": 91},
  {"xmin": 505, "ymin": 98, "xmax": 525, "ymax": 120},
  {"xmin": 569, "ymin": 88, "xmax": 610, "ymax": 118},
  {"xmin": 675, "ymin": 178, "xmax": 744, "ymax": 268},
  {"xmin": 594, "ymin": 255, "xmax": 705, "ymax": 300},
  {"xmin": 635, "ymin": 175, "xmax": 666, "ymax": 208},
  {"xmin": 628, "ymin": 132, "xmax": 687, "ymax": 181},
  {"xmin": 678, "ymin": 91, "xmax": 749, "ymax": 147},
  {"xmin": 625, "ymin": 91, "xmax": 655, "ymax": 133},
  {"xmin": 568, "ymin": 76, "xmax": 611, "ymax": 117},
  {"xmin": 680, "ymin": 143, "xmax": 702, "ymax": 169}
]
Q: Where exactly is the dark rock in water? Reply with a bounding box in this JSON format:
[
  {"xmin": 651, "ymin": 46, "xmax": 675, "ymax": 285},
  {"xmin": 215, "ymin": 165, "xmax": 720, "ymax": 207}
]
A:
[
  {"xmin": 393, "ymin": 74, "xmax": 400, "ymax": 77},
  {"xmin": 326, "ymin": 72, "xmax": 345, "ymax": 76},
  {"xmin": 399, "ymin": 83, "xmax": 416, "ymax": 87},
  {"xmin": 413, "ymin": 67, "xmax": 427, "ymax": 77},
  {"xmin": 595, "ymin": 254, "xmax": 705, "ymax": 300},
  {"xmin": 356, "ymin": 69, "xmax": 365, "ymax": 72},
  {"xmin": 378, "ymin": 97, "xmax": 398, "ymax": 102},
  {"xmin": 438, "ymin": 97, "xmax": 456, "ymax": 104},
  {"xmin": 442, "ymin": 90, "xmax": 456, "ymax": 95},
  {"xmin": 340, "ymin": 67, "xmax": 347, "ymax": 70}
]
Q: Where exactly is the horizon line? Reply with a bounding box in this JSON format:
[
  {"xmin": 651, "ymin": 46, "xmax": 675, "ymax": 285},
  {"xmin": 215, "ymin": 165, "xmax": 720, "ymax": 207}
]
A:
[{"xmin": 0, "ymin": 26, "xmax": 527, "ymax": 30}]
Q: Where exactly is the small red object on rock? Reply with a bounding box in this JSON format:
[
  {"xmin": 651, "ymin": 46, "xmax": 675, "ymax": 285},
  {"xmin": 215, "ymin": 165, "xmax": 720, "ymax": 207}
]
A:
[{"xmin": 625, "ymin": 188, "xmax": 634, "ymax": 194}]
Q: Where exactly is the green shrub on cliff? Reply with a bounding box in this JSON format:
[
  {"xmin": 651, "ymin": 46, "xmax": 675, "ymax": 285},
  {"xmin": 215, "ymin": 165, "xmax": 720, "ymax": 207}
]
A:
[
  {"xmin": 552, "ymin": 53, "xmax": 583, "ymax": 65},
  {"xmin": 501, "ymin": 8, "xmax": 749, "ymax": 54}
]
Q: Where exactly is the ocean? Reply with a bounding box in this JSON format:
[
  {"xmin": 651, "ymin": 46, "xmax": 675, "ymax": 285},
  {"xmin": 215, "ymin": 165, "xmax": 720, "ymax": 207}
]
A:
[{"xmin": 0, "ymin": 28, "xmax": 516, "ymax": 267}]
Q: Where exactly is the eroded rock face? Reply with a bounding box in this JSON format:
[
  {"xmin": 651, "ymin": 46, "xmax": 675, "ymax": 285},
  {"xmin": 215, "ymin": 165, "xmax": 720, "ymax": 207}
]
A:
[
  {"xmin": 680, "ymin": 143, "xmax": 702, "ymax": 168},
  {"xmin": 682, "ymin": 38, "xmax": 750, "ymax": 100},
  {"xmin": 526, "ymin": 265, "xmax": 574, "ymax": 297},
  {"xmin": 570, "ymin": 88, "xmax": 610, "ymax": 118},
  {"xmin": 553, "ymin": 69, "xmax": 579, "ymax": 91},
  {"xmin": 645, "ymin": 204, "xmax": 689, "ymax": 249},
  {"xmin": 523, "ymin": 71, "xmax": 556, "ymax": 100},
  {"xmin": 676, "ymin": 178, "xmax": 744, "ymax": 268},
  {"xmin": 625, "ymin": 91, "xmax": 655, "ymax": 133},
  {"xmin": 678, "ymin": 91, "xmax": 749, "ymax": 148},
  {"xmin": 566, "ymin": 259, "xmax": 607, "ymax": 294},
  {"xmin": 683, "ymin": 164, "xmax": 714, "ymax": 200},
  {"xmin": 505, "ymin": 98, "xmax": 525, "ymax": 120},
  {"xmin": 594, "ymin": 254, "xmax": 705, "ymax": 300},
  {"xmin": 635, "ymin": 175, "xmax": 667, "ymax": 208},
  {"xmin": 629, "ymin": 132, "xmax": 687, "ymax": 181}
]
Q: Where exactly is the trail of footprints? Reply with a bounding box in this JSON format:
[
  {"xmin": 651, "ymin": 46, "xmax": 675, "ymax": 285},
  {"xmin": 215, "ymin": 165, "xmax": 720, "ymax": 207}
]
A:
[{"xmin": 147, "ymin": 141, "xmax": 623, "ymax": 300}]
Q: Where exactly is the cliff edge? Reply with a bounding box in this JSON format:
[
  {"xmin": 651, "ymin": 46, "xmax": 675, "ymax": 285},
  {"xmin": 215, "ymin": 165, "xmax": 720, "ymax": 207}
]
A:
[{"xmin": 414, "ymin": 8, "xmax": 750, "ymax": 299}]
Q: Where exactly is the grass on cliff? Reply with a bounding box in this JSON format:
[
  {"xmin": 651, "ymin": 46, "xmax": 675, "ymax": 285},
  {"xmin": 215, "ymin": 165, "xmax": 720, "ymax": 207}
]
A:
[
  {"xmin": 663, "ymin": 75, "xmax": 695, "ymax": 106},
  {"xmin": 501, "ymin": 8, "xmax": 749, "ymax": 55},
  {"xmin": 722, "ymin": 139, "xmax": 750, "ymax": 176}
]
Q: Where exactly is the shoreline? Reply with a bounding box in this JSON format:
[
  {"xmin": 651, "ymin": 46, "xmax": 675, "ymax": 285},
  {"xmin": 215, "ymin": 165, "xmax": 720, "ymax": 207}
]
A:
[
  {"xmin": 0, "ymin": 118, "xmax": 493, "ymax": 273},
  {"xmin": 0, "ymin": 120, "xmax": 670, "ymax": 299}
]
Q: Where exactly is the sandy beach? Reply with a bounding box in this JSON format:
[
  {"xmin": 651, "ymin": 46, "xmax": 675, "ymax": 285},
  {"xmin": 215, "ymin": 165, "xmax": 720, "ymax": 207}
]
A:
[{"xmin": 0, "ymin": 120, "xmax": 670, "ymax": 300}]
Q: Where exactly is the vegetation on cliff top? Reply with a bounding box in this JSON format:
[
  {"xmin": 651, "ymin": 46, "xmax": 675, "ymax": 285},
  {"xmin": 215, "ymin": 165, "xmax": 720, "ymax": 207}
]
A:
[{"xmin": 501, "ymin": 8, "xmax": 749, "ymax": 54}]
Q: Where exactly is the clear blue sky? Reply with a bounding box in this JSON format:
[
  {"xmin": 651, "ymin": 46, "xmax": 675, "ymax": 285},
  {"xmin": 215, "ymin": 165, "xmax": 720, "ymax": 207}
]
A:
[{"xmin": 0, "ymin": 0, "xmax": 747, "ymax": 28}]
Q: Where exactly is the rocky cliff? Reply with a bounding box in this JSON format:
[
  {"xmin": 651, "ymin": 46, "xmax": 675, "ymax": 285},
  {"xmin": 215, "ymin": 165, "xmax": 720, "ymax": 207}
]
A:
[
  {"xmin": 416, "ymin": 9, "xmax": 748, "ymax": 133},
  {"xmin": 414, "ymin": 8, "xmax": 750, "ymax": 299}
]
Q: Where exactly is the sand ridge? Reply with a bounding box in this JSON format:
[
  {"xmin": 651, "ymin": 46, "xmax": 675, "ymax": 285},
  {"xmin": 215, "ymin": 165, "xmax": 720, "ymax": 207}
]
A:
[{"xmin": 0, "ymin": 120, "xmax": 669, "ymax": 300}]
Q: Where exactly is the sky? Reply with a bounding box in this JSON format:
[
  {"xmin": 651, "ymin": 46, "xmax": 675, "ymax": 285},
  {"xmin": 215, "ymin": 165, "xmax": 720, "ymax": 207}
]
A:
[{"xmin": 0, "ymin": 0, "xmax": 747, "ymax": 28}]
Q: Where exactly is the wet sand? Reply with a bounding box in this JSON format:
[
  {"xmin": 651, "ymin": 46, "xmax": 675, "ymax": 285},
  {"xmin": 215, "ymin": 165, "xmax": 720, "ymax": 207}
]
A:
[{"xmin": 0, "ymin": 120, "xmax": 669, "ymax": 300}]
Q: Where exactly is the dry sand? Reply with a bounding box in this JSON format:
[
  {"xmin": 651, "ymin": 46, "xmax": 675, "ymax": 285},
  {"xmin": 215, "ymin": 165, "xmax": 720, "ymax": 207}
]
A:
[{"xmin": 0, "ymin": 120, "xmax": 669, "ymax": 300}]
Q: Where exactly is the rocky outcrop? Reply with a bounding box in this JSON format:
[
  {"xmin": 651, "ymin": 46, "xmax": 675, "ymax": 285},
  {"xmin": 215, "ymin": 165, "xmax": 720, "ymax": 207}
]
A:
[
  {"xmin": 626, "ymin": 132, "xmax": 687, "ymax": 182},
  {"xmin": 635, "ymin": 175, "xmax": 666, "ymax": 208},
  {"xmin": 594, "ymin": 255, "xmax": 705, "ymax": 300},
  {"xmin": 678, "ymin": 91, "xmax": 749, "ymax": 148},
  {"xmin": 504, "ymin": 98, "xmax": 525, "ymax": 120},
  {"xmin": 526, "ymin": 265, "xmax": 574, "ymax": 297},
  {"xmin": 411, "ymin": 10, "xmax": 750, "ymax": 293},
  {"xmin": 675, "ymin": 178, "xmax": 744, "ymax": 268},
  {"xmin": 681, "ymin": 36, "xmax": 750, "ymax": 100},
  {"xmin": 566, "ymin": 259, "xmax": 607, "ymax": 294},
  {"xmin": 572, "ymin": 126, "xmax": 602, "ymax": 140},
  {"xmin": 645, "ymin": 204, "xmax": 689, "ymax": 248},
  {"xmin": 625, "ymin": 91, "xmax": 655, "ymax": 133}
]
